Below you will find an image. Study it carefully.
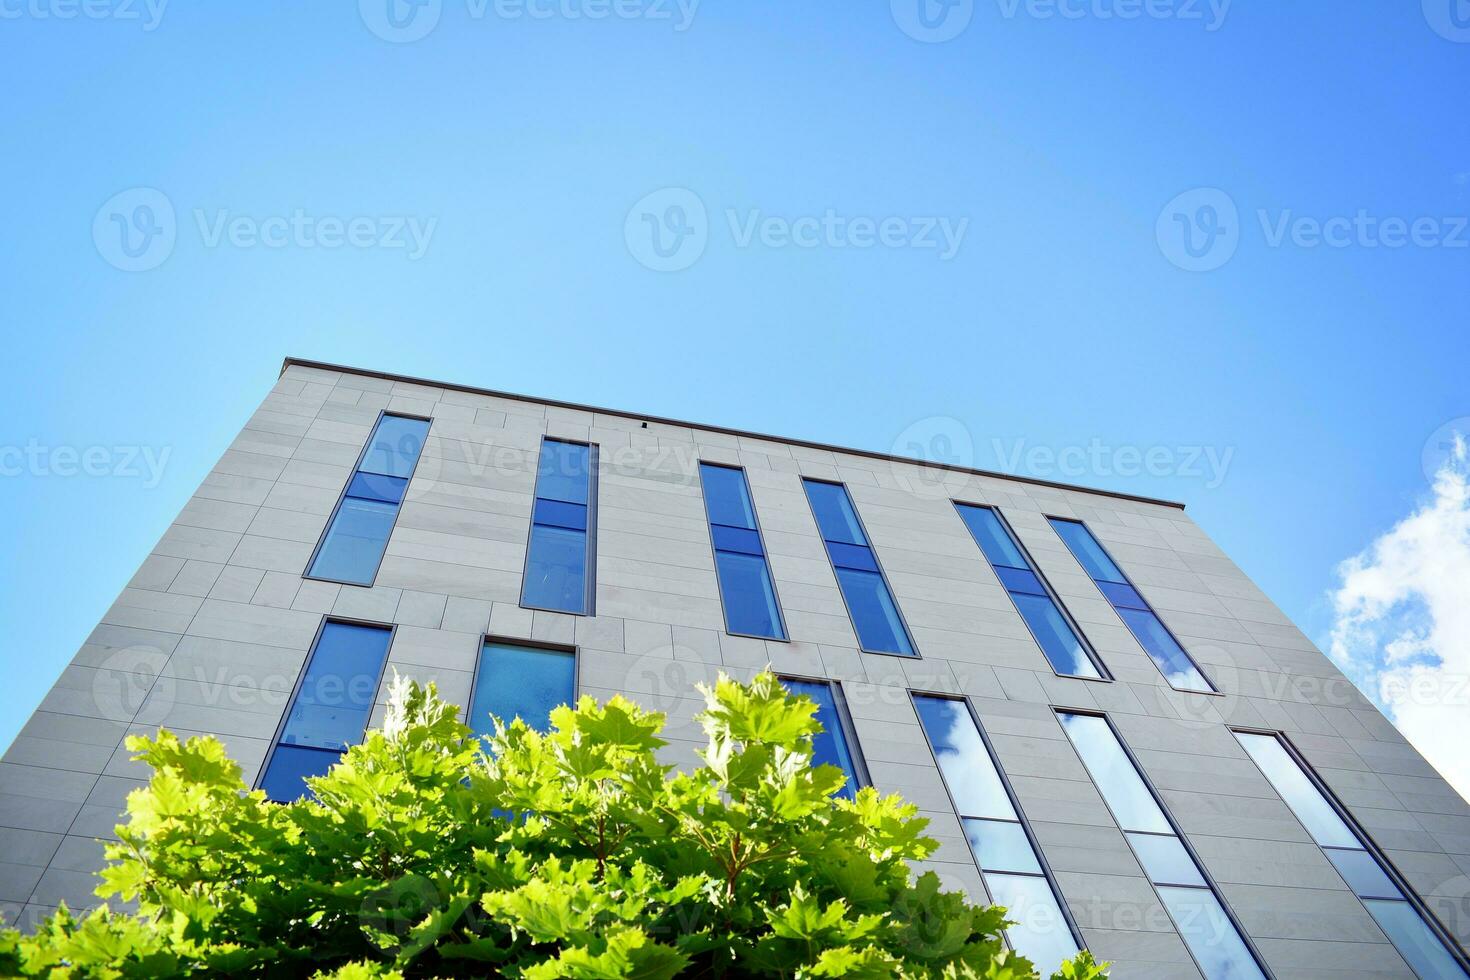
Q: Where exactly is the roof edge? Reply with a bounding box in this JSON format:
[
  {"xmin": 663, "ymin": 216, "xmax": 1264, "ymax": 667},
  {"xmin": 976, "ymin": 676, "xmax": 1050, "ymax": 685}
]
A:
[{"xmin": 280, "ymin": 357, "xmax": 1187, "ymax": 511}]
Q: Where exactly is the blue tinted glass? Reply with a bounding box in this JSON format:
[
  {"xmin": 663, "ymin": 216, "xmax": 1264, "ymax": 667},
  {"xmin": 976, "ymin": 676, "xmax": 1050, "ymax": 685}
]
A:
[
  {"xmin": 347, "ymin": 472, "xmax": 407, "ymax": 504},
  {"xmin": 835, "ymin": 566, "xmax": 914, "ymax": 655},
  {"xmin": 1156, "ymin": 886, "xmax": 1267, "ymax": 980},
  {"xmin": 803, "ymin": 481, "xmax": 867, "ymax": 545},
  {"xmin": 964, "ymin": 819, "xmax": 1042, "ymax": 874},
  {"xmin": 827, "ymin": 540, "xmax": 880, "ymax": 572},
  {"xmin": 359, "ymin": 415, "xmax": 429, "ymax": 478},
  {"xmin": 1116, "ymin": 607, "xmax": 1213, "ymax": 692},
  {"xmin": 712, "ymin": 524, "xmax": 764, "ymax": 557},
  {"xmin": 536, "ymin": 440, "xmax": 591, "ymax": 505},
  {"xmin": 957, "ymin": 505, "xmax": 1029, "ymax": 569},
  {"xmin": 1364, "ymin": 899, "xmax": 1467, "ymax": 980},
  {"xmin": 522, "ymin": 523, "xmax": 588, "ymax": 613},
  {"xmin": 281, "ymin": 704, "xmax": 371, "ymax": 751},
  {"xmin": 782, "ymin": 680, "xmax": 859, "ymax": 799},
  {"xmin": 309, "ymin": 496, "xmax": 398, "ymax": 584},
  {"xmin": 1234, "ymin": 733, "xmax": 1359, "ymax": 848},
  {"xmin": 296, "ymin": 623, "xmax": 391, "ymax": 711},
  {"xmin": 715, "ymin": 550, "xmax": 786, "ymax": 639},
  {"xmin": 1326, "ymin": 849, "xmax": 1401, "ymax": 900},
  {"xmin": 700, "ymin": 464, "xmax": 757, "ymax": 530},
  {"xmin": 1127, "ymin": 832, "xmax": 1206, "ymax": 887},
  {"xmin": 1098, "ymin": 580, "xmax": 1149, "ymax": 610},
  {"xmin": 534, "ymin": 498, "xmax": 588, "ymax": 531},
  {"xmin": 260, "ymin": 744, "xmax": 341, "ymax": 803},
  {"xmin": 982, "ymin": 873, "xmax": 1078, "ymax": 976},
  {"xmin": 469, "ymin": 643, "xmax": 575, "ymax": 737},
  {"xmin": 1048, "ymin": 519, "xmax": 1127, "ymax": 584},
  {"xmin": 913, "ymin": 696, "xmax": 1016, "ymax": 821},
  {"xmin": 1057, "ymin": 713, "xmax": 1172, "ymax": 834},
  {"xmin": 996, "ymin": 565, "xmax": 1047, "ymax": 597},
  {"xmin": 1013, "ymin": 592, "xmax": 1100, "ymax": 678}
]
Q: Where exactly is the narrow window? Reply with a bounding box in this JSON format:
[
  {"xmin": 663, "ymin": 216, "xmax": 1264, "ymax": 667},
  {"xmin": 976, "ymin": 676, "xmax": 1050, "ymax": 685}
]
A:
[
  {"xmin": 956, "ymin": 505, "xmax": 1106, "ymax": 679},
  {"xmin": 1057, "ymin": 712, "xmax": 1268, "ymax": 980},
  {"xmin": 801, "ymin": 479, "xmax": 915, "ymax": 656},
  {"xmin": 779, "ymin": 677, "xmax": 867, "ymax": 800},
  {"xmin": 521, "ymin": 439, "xmax": 597, "ymax": 615},
  {"xmin": 468, "ymin": 641, "xmax": 576, "ymax": 738},
  {"xmin": 258, "ymin": 620, "xmax": 393, "ymax": 802},
  {"xmin": 307, "ymin": 414, "xmax": 431, "ymax": 586},
  {"xmin": 1234, "ymin": 732, "xmax": 1468, "ymax": 979},
  {"xmin": 1047, "ymin": 518, "xmax": 1214, "ymax": 692},
  {"xmin": 699, "ymin": 463, "xmax": 787, "ymax": 640},
  {"xmin": 913, "ymin": 694, "xmax": 1082, "ymax": 974}
]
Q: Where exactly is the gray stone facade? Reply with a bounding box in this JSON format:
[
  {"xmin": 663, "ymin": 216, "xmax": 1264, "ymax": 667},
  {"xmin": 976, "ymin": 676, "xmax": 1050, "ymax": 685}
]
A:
[{"xmin": 2, "ymin": 359, "xmax": 1467, "ymax": 978}]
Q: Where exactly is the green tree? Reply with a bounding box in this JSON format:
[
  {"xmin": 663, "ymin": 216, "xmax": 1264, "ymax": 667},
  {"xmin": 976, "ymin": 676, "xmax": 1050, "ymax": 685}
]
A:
[{"xmin": 0, "ymin": 671, "xmax": 1106, "ymax": 980}]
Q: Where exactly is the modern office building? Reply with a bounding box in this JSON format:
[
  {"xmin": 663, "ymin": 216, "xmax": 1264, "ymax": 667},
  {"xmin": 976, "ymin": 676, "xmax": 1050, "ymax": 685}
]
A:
[{"xmin": 3, "ymin": 358, "xmax": 1468, "ymax": 978}]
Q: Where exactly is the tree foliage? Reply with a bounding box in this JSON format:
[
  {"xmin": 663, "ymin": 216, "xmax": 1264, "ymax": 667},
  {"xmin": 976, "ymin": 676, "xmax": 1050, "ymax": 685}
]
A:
[{"xmin": 0, "ymin": 671, "xmax": 1106, "ymax": 980}]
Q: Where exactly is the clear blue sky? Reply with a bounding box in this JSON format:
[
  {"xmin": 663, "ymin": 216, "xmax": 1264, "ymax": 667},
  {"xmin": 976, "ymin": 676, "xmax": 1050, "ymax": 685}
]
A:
[{"xmin": 1, "ymin": 2, "xmax": 1467, "ymax": 759}]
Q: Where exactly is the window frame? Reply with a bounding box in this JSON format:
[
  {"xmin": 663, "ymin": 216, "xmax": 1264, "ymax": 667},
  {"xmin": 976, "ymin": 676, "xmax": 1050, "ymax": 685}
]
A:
[
  {"xmin": 953, "ymin": 502, "xmax": 1112, "ymax": 683},
  {"xmin": 466, "ymin": 635, "xmax": 581, "ymax": 739},
  {"xmin": 303, "ymin": 409, "xmax": 434, "ymax": 589},
  {"xmin": 518, "ymin": 438, "xmax": 599, "ymax": 617},
  {"xmin": 800, "ymin": 477, "xmax": 920, "ymax": 658},
  {"xmin": 909, "ymin": 690, "xmax": 1088, "ymax": 961},
  {"xmin": 698, "ymin": 461, "xmax": 790, "ymax": 642},
  {"xmin": 1232, "ymin": 727, "xmax": 1470, "ymax": 976},
  {"xmin": 1044, "ymin": 516, "xmax": 1220, "ymax": 695},
  {"xmin": 1053, "ymin": 707, "xmax": 1274, "ymax": 980},
  {"xmin": 254, "ymin": 615, "xmax": 398, "ymax": 800},
  {"xmin": 777, "ymin": 673, "xmax": 871, "ymax": 791}
]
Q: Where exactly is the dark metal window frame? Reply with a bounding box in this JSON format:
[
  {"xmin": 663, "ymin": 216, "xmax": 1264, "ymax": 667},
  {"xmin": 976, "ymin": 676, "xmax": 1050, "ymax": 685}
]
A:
[
  {"xmin": 907, "ymin": 690, "xmax": 1088, "ymax": 958},
  {"xmin": 1231, "ymin": 727, "xmax": 1470, "ymax": 974},
  {"xmin": 953, "ymin": 502, "xmax": 1113, "ymax": 683},
  {"xmin": 776, "ymin": 673, "xmax": 871, "ymax": 790},
  {"xmin": 800, "ymin": 477, "xmax": 920, "ymax": 659},
  {"xmin": 1052, "ymin": 706, "xmax": 1274, "ymax": 979},
  {"xmin": 518, "ymin": 437, "xmax": 599, "ymax": 617},
  {"xmin": 697, "ymin": 461, "xmax": 791, "ymax": 643},
  {"xmin": 466, "ymin": 635, "xmax": 582, "ymax": 739},
  {"xmin": 1044, "ymin": 516, "xmax": 1220, "ymax": 695},
  {"xmin": 254, "ymin": 615, "xmax": 398, "ymax": 797},
  {"xmin": 303, "ymin": 409, "xmax": 434, "ymax": 589}
]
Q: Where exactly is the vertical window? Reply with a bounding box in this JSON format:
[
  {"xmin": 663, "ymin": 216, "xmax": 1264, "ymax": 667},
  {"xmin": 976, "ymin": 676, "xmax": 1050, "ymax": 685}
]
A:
[
  {"xmin": 699, "ymin": 463, "xmax": 787, "ymax": 640},
  {"xmin": 779, "ymin": 678, "xmax": 866, "ymax": 800},
  {"xmin": 956, "ymin": 505, "xmax": 1106, "ymax": 679},
  {"xmin": 802, "ymin": 479, "xmax": 916, "ymax": 656},
  {"xmin": 307, "ymin": 414, "xmax": 431, "ymax": 586},
  {"xmin": 521, "ymin": 439, "xmax": 597, "ymax": 615},
  {"xmin": 913, "ymin": 695, "xmax": 1081, "ymax": 975},
  {"xmin": 1047, "ymin": 518, "xmax": 1214, "ymax": 692},
  {"xmin": 468, "ymin": 641, "xmax": 576, "ymax": 738},
  {"xmin": 1234, "ymin": 732, "xmax": 1468, "ymax": 979},
  {"xmin": 259, "ymin": 621, "xmax": 393, "ymax": 802},
  {"xmin": 1057, "ymin": 712, "xmax": 1268, "ymax": 980}
]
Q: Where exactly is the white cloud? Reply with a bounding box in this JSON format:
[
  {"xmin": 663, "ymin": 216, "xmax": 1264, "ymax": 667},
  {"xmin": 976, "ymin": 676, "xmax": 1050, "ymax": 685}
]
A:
[{"xmin": 1328, "ymin": 434, "xmax": 1470, "ymax": 802}]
